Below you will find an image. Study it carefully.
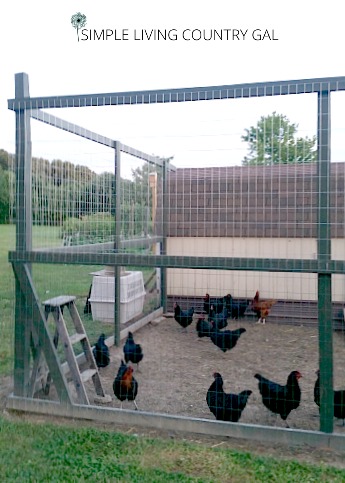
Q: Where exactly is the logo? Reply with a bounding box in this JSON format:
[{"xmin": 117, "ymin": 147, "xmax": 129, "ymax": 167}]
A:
[{"xmin": 71, "ymin": 12, "xmax": 87, "ymax": 42}]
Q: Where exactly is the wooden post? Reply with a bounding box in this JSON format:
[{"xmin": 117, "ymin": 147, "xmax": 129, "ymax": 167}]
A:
[
  {"xmin": 114, "ymin": 141, "xmax": 121, "ymax": 346},
  {"xmin": 13, "ymin": 73, "xmax": 33, "ymax": 396},
  {"xmin": 161, "ymin": 160, "xmax": 168, "ymax": 312},
  {"xmin": 317, "ymin": 87, "xmax": 333, "ymax": 433}
]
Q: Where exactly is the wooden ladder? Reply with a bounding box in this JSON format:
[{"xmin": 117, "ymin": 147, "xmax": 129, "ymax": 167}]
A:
[{"xmin": 42, "ymin": 295, "xmax": 108, "ymax": 405}]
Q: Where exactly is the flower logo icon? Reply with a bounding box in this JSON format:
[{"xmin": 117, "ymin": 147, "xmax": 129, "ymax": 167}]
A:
[{"xmin": 71, "ymin": 13, "xmax": 87, "ymax": 42}]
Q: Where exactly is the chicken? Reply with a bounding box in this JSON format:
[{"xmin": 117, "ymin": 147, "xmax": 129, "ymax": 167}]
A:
[
  {"xmin": 209, "ymin": 326, "xmax": 246, "ymax": 353},
  {"xmin": 225, "ymin": 294, "xmax": 250, "ymax": 319},
  {"xmin": 196, "ymin": 317, "xmax": 213, "ymax": 338},
  {"xmin": 113, "ymin": 359, "xmax": 138, "ymax": 410},
  {"xmin": 123, "ymin": 331, "xmax": 144, "ymax": 370},
  {"xmin": 173, "ymin": 302, "xmax": 194, "ymax": 329},
  {"xmin": 208, "ymin": 305, "xmax": 228, "ymax": 330},
  {"xmin": 314, "ymin": 370, "xmax": 320, "ymax": 408},
  {"xmin": 84, "ymin": 283, "xmax": 93, "ymax": 314},
  {"xmin": 206, "ymin": 372, "xmax": 252, "ymax": 422},
  {"xmin": 314, "ymin": 370, "xmax": 345, "ymax": 425},
  {"xmin": 92, "ymin": 333, "xmax": 110, "ymax": 368},
  {"xmin": 251, "ymin": 290, "xmax": 276, "ymax": 324},
  {"xmin": 203, "ymin": 293, "xmax": 224, "ymax": 315},
  {"xmin": 254, "ymin": 370, "xmax": 302, "ymax": 426}
]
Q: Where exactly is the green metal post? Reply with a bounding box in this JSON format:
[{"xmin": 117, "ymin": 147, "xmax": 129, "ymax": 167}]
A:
[
  {"xmin": 114, "ymin": 141, "xmax": 121, "ymax": 346},
  {"xmin": 317, "ymin": 88, "xmax": 333, "ymax": 433},
  {"xmin": 160, "ymin": 159, "xmax": 168, "ymax": 312},
  {"xmin": 14, "ymin": 73, "xmax": 33, "ymax": 396}
]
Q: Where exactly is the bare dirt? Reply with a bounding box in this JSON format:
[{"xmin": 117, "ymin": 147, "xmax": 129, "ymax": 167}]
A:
[{"xmin": 2, "ymin": 316, "xmax": 345, "ymax": 469}]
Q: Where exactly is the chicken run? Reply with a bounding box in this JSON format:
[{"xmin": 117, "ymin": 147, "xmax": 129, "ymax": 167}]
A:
[
  {"xmin": 75, "ymin": 300, "xmax": 345, "ymax": 433},
  {"xmin": 8, "ymin": 74, "xmax": 345, "ymax": 450}
]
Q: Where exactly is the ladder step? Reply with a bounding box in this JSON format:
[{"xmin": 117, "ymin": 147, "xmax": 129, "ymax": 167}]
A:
[
  {"xmin": 80, "ymin": 369, "xmax": 97, "ymax": 382},
  {"xmin": 69, "ymin": 333, "xmax": 86, "ymax": 345},
  {"xmin": 43, "ymin": 295, "xmax": 76, "ymax": 307}
]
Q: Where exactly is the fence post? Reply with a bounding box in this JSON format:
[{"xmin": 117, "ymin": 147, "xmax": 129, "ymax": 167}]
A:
[
  {"xmin": 317, "ymin": 87, "xmax": 333, "ymax": 433},
  {"xmin": 114, "ymin": 141, "xmax": 121, "ymax": 346},
  {"xmin": 13, "ymin": 73, "xmax": 33, "ymax": 397},
  {"xmin": 161, "ymin": 159, "xmax": 168, "ymax": 312}
]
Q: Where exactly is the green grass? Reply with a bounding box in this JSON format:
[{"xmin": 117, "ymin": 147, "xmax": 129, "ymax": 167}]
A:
[
  {"xmin": 0, "ymin": 225, "xmax": 105, "ymax": 374},
  {"xmin": 0, "ymin": 417, "xmax": 344, "ymax": 482},
  {"xmin": 0, "ymin": 224, "xmax": 158, "ymax": 374},
  {"xmin": 0, "ymin": 225, "xmax": 15, "ymax": 375}
]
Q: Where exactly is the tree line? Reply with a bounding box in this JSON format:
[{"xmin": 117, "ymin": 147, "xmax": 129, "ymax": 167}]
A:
[
  {"xmin": 0, "ymin": 113, "xmax": 317, "ymax": 226},
  {"xmin": 0, "ymin": 148, "xmax": 157, "ymax": 241}
]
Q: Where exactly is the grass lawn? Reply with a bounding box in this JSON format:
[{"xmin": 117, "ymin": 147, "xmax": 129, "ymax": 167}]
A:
[
  {"xmin": 0, "ymin": 225, "xmax": 103, "ymax": 374},
  {"xmin": 0, "ymin": 225, "xmax": 15, "ymax": 375},
  {"xmin": 1, "ymin": 417, "xmax": 345, "ymax": 482},
  {"xmin": 0, "ymin": 224, "xmax": 157, "ymax": 375}
]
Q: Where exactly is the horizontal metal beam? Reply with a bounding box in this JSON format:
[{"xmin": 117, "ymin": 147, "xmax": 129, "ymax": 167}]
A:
[
  {"xmin": 8, "ymin": 76, "xmax": 345, "ymax": 111},
  {"xmin": 6, "ymin": 395, "xmax": 345, "ymax": 450},
  {"xmin": 9, "ymin": 250, "xmax": 345, "ymax": 274}
]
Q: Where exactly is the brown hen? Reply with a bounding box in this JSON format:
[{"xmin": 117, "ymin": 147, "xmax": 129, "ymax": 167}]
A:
[{"xmin": 251, "ymin": 290, "xmax": 276, "ymax": 324}]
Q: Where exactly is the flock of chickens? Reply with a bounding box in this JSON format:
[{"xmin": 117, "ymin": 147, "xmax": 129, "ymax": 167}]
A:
[{"xmin": 91, "ymin": 290, "xmax": 345, "ymax": 427}]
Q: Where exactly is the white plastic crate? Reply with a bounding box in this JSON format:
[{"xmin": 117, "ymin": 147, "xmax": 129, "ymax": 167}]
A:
[{"xmin": 89, "ymin": 271, "xmax": 146, "ymax": 324}]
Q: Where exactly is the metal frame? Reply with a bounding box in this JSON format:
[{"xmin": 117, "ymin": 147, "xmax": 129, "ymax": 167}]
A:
[{"xmin": 8, "ymin": 73, "xmax": 345, "ymax": 443}]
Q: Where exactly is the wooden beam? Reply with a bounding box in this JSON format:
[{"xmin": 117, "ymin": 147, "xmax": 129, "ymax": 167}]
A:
[
  {"xmin": 9, "ymin": 250, "xmax": 335, "ymax": 273},
  {"xmin": 12, "ymin": 262, "xmax": 73, "ymax": 405},
  {"xmin": 8, "ymin": 76, "xmax": 345, "ymax": 110},
  {"xmin": 7, "ymin": 395, "xmax": 345, "ymax": 451}
]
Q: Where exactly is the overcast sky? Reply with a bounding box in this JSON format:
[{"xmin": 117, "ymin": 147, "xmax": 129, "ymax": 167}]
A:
[{"xmin": 1, "ymin": 0, "xmax": 344, "ymax": 175}]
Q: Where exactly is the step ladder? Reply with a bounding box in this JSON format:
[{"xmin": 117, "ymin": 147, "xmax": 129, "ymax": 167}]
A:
[{"xmin": 42, "ymin": 295, "xmax": 110, "ymax": 405}]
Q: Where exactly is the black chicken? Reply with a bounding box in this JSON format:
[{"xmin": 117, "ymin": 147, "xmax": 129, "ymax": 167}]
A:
[
  {"xmin": 84, "ymin": 283, "xmax": 93, "ymax": 314},
  {"xmin": 173, "ymin": 302, "xmax": 194, "ymax": 329},
  {"xmin": 225, "ymin": 294, "xmax": 250, "ymax": 319},
  {"xmin": 208, "ymin": 305, "xmax": 228, "ymax": 330},
  {"xmin": 255, "ymin": 370, "xmax": 302, "ymax": 427},
  {"xmin": 92, "ymin": 333, "xmax": 110, "ymax": 368},
  {"xmin": 314, "ymin": 370, "xmax": 345, "ymax": 425},
  {"xmin": 206, "ymin": 372, "xmax": 252, "ymax": 422},
  {"xmin": 123, "ymin": 331, "xmax": 144, "ymax": 370},
  {"xmin": 203, "ymin": 294, "xmax": 225, "ymax": 315},
  {"xmin": 314, "ymin": 370, "xmax": 320, "ymax": 408},
  {"xmin": 209, "ymin": 326, "xmax": 246, "ymax": 353},
  {"xmin": 113, "ymin": 359, "xmax": 138, "ymax": 410},
  {"xmin": 196, "ymin": 317, "xmax": 213, "ymax": 338}
]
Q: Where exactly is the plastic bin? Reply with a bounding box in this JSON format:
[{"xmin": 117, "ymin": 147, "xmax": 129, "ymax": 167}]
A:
[{"xmin": 89, "ymin": 271, "xmax": 146, "ymax": 324}]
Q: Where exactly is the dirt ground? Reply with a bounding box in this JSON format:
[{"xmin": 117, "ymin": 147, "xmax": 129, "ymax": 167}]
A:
[
  {"xmin": 2, "ymin": 316, "xmax": 345, "ymax": 469},
  {"xmin": 93, "ymin": 317, "xmax": 345, "ymax": 430}
]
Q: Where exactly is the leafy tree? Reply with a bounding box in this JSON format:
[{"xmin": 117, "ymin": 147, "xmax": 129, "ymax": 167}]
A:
[
  {"xmin": 241, "ymin": 112, "xmax": 317, "ymax": 165},
  {"xmin": 0, "ymin": 149, "xmax": 10, "ymax": 170},
  {"xmin": 0, "ymin": 166, "xmax": 10, "ymax": 223}
]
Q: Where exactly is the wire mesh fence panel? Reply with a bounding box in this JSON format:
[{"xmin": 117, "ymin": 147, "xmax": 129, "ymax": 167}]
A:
[{"xmin": 6, "ymin": 75, "xmax": 345, "ymax": 440}]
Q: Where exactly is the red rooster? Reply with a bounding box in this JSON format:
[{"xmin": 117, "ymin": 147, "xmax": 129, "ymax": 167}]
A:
[
  {"xmin": 113, "ymin": 360, "xmax": 138, "ymax": 410},
  {"xmin": 251, "ymin": 290, "xmax": 276, "ymax": 324}
]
